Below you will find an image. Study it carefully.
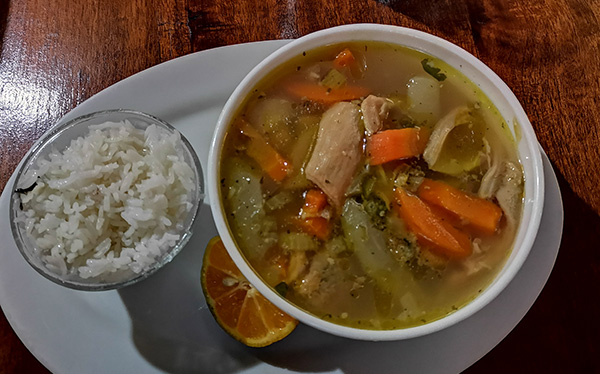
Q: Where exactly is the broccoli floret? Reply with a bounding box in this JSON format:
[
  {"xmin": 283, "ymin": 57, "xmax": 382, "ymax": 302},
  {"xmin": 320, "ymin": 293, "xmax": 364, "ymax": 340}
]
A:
[{"xmin": 362, "ymin": 196, "xmax": 388, "ymax": 230}]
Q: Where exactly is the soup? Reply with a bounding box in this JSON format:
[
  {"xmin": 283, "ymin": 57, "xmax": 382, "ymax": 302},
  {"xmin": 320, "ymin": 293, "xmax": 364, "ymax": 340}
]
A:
[{"xmin": 219, "ymin": 41, "xmax": 523, "ymax": 330}]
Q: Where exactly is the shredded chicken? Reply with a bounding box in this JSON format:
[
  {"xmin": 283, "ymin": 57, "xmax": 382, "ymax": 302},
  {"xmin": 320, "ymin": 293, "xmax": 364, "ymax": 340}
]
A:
[
  {"xmin": 495, "ymin": 161, "xmax": 524, "ymax": 229},
  {"xmin": 305, "ymin": 102, "xmax": 362, "ymax": 208},
  {"xmin": 361, "ymin": 95, "xmax": 392, "ymax": 135},
  {"xmin": 478, "ymin": 140, "xmax": 524, "ymax": 230},
  {"xmin": 478, "ymin": 138, "xmax": 500, "ymax": 199},
  {"xmin": 294, "ymin": 252, "xmax": 331, "ymax": 297},
  {"xmin": 461, "ymin": 239, "xmax": 493, "ymax": 275}
]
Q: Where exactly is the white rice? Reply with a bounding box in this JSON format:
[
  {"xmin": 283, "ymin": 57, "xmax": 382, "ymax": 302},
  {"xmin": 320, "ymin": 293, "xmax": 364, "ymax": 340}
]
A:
[{"xmin": 15, "ymin": 120, "xmax": 196, "ymax": 280}]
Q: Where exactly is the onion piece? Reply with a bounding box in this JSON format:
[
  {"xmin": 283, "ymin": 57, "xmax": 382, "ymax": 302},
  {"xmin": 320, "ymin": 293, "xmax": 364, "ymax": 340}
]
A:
[{"xmin": 422, "ymin": 106, "xmax": 471, "ymax": 169}]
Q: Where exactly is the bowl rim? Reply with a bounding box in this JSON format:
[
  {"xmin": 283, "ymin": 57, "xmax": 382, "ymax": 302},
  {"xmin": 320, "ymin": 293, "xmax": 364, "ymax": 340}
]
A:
[
  {"xmin": 208, "ymin": 23, "xmax": 545, "ymax": 340},
  {"xmin": 9, "ymin": 109, "xmax": 204, "ymax": 291}
]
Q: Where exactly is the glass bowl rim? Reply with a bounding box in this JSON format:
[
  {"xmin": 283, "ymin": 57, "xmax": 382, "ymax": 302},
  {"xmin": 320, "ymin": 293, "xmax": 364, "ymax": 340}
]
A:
[{"xmin": 9, "ymin": 109, "xmax": 204, "ymax": 291}]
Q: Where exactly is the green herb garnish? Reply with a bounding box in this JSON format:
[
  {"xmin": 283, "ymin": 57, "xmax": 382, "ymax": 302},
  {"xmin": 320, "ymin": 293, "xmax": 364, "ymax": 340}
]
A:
[
  {"xmin": 274, "ymin": 282, "xmax": 289, "ymax": 297},
  {"xmin": 421, "ymin": 59, "xmax": 447, "ymax": 81}
]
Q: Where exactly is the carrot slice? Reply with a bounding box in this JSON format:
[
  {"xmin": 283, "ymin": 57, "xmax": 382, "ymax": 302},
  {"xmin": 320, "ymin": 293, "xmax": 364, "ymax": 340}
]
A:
[
  {"xmin": 284, "ymin": 81, "xmax": 370, "ymax": 105},
  {"xmin": 297, "ymin": 217, "xmax": 331, "ymax": 241},
  {"xmin": 298, "ymin": 188, "xmax": 331, "ymax": 240},
  {"xmin": 417, "ymin": 178, "xmax": 503, "ymax": 235},
  {"xmin": 238, "ymin": 120, "xmax": 291, "ymax": 182},
  {"xmin": 394, "ymin": 188, "xmax": 472, "ymax": 258},
  {"xmin": 333, "ymin": 48, "xmax": 356, "ymax": 68},
  {"xmin": 366, "ymin": 128, "xmax": 430, "ymax": 165},
  {"xmin": 303, "ymin": 189, "xmax": 328, "ymax": 216},
  {"xmin": 428, "ymin": 203, "xmax": 464, "ymax": 229}
]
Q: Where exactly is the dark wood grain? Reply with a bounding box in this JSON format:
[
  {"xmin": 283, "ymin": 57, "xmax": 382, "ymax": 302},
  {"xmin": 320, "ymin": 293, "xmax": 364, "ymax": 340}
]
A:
[{"xmin": 1, "ymin": 0, "xmax": 599, "ymax": 373}]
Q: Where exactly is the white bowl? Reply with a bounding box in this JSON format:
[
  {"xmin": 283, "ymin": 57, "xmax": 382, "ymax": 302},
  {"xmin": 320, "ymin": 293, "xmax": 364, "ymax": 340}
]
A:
[
  {"xmin": 208, "ymin": 24, "xmax": 544, "ymax": 340},
  {"xmin": 10, "ymin": 109, "xmax": 204, "ymax": 291}
]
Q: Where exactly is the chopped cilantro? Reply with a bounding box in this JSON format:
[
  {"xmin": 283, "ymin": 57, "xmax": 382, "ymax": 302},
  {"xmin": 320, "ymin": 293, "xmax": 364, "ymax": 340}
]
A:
[
  {"xmin": 274, "ymin": 282, "xmax": 289, "ymax": 297},
  {"xmin": 421, "ymin": 59, "xmax": 447, "ymax": 81}
]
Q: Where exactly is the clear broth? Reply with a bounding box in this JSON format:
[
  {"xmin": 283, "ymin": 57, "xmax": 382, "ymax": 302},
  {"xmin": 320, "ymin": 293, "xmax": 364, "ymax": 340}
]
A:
[{"xmin": 219, "ymin": 41, "xmax": 523, "ymax": 329}]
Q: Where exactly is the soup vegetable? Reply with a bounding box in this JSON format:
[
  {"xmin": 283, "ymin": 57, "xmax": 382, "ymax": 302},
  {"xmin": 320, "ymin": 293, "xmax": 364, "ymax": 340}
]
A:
[{"xmin": 219, "ymin": 42, "xmax": 524, "ymax": 330}]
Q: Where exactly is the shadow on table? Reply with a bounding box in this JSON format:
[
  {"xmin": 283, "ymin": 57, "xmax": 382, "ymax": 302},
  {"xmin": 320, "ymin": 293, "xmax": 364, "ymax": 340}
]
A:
[
  {"xmin": 116, "ymin": 203, "xmax": 415, "ymax": 374},
  {"xmin": 117, "ymin": 203, "xmax": 254, "ymax": 373},
  {"xmin": 115, "ymin": 203, "xmax": 342, "ymax": 374},
  {"xmin": 0, "ymin": 0, "xmax": 9, "ymax": 52}
]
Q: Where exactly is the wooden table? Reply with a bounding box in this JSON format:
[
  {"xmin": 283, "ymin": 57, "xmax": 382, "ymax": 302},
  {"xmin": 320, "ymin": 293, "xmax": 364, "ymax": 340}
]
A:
[{"xmin": 1, "ymin": 1, "xmax": 598, "ymax": 373}]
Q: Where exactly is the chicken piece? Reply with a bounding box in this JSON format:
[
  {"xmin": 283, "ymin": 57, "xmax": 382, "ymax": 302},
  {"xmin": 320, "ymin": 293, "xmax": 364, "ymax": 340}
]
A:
[
  {"xmin": 478, "ymin": 137, "xmax": 499, "ymax": 199},
  {"xmin": 495, "ymin": 161, "xmax": 524, "ymax": 229},
  {"xmin": 305, "ymin": 102, "xmax": 362, "ymax": 209},
  {"xmin": 294, "ymin": 252, "xmax": 330, "ymax": 298},
  {"xmin": 361, "ymin": 95, "xmax": 392, "ymax": 135}
]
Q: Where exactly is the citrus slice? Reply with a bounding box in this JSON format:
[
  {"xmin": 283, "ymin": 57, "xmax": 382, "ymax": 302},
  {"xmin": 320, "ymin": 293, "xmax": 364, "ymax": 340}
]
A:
[{"xmin": 201, "ymin": 236, "xmax": 298, "ymax": 347}]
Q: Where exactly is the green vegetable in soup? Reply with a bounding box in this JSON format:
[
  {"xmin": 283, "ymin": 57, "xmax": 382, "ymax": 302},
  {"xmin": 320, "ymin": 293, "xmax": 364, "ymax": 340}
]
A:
[
  {"xmin": 247, "ymin": 98, "xmax": 296, "ymax": 151},
  {"xmin": 265, "ymin": 190, "xmax": 295, "ymax": 211},
  {"xmin": 222, "ymin": 157, "xmax": 276, "ymax": 259},
  {"xmin": 421, "ymin": 58, "xmax": 447, "ymax": 81},
  {"xmin": 321, "ymin": 68, "xmax": 348, "ymax": 89},
  {"xmin": 392, "ymin": 164, "xmax": 425, "ymax": 191},
  {"xmin": 364, "ymin": 165, "xmax": 395, "ymax": 207},
  {"xmin": 275, "ymin": 281, "xmax": 289, "ymax": 297},
  {"xmin": 288, "ymin": 119, "xmax": 319, "ymax": 175},
  {"xmin": 341, "ymin": 199, "xmax": 414, "ymax": 295},
  {"xmin": 280, "ymin": 232, "xmax": 319, "ymax": 252},
  {"xmin": 282, "ymin": 170, "xmax": 313, "ymax": 191},
  {"xmin": 362, "ymin": 195, "xmax": 388, "ymax": 231}
]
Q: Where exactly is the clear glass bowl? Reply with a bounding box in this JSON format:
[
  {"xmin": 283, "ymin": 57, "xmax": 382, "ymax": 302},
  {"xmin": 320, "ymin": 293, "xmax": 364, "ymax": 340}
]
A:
[{"xmin": 9, "ymin": 109, "xmax": 204, "ymax": 291}]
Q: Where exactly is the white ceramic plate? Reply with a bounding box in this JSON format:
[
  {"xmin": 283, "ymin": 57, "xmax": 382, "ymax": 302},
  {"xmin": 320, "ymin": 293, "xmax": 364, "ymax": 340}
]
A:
[{"xmin": 0, "ymin": 40, "xmax": 563, "ymax": 374}]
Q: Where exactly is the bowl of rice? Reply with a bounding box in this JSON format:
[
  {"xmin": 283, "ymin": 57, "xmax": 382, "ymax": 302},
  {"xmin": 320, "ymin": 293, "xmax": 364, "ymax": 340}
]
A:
[{"xmin": 9, "ymin": 109, "xmax": 204, "ymax": 291}]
